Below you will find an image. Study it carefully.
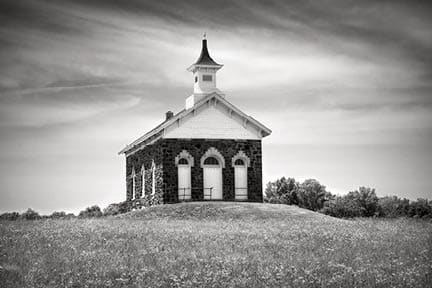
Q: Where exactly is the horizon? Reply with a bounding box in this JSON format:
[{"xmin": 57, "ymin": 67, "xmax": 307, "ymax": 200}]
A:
[{"xmin": 1, "ymin": 0, "xmax": 432, "ymax": 215}]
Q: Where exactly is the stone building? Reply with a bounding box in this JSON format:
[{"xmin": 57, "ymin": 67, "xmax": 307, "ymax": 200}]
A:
[{"xmin": 119, "ymin": 37, "xmax": 271, "ymax": 204}]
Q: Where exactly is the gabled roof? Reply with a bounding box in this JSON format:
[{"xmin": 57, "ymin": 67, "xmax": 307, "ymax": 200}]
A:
[
  {"xmin": 119, "ymin": 92, "xmax": 272, "ymax": 155},
  {"xmin": 193, "ymin": 39, "xmax": 221, "ymax": 66}
]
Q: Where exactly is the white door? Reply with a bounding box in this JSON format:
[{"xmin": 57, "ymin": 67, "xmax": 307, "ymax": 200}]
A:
[
  {"xmin": 178, "ymin": 165, "xmax": 191, "ymax": 200},
  {"xmin": 203, "ymin": 167, "xmax": 222, "ymax": 200},
  {"xmin": 235, "ymin": 166, "xmax": 248, "ymax": 200}
]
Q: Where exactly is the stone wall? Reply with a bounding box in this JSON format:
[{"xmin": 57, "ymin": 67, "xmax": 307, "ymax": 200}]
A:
[
  {"xmin": 160, "ymin": 139, "xmax": 263, "ymax": 203},
  {"xmin": 125, "ymin": 138, "xmax": 263, "ymax": 204},
  {"xmin": 125, "ymin": 144, "xmax": 164, "ymax": 202}
]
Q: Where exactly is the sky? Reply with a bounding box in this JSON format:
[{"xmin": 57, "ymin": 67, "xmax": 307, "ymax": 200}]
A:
[{"xmin": 1, "ymin": 0, "xmax": 431, "ymax": 214}]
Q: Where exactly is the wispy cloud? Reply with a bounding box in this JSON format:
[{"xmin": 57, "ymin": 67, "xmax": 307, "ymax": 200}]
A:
[{"xmin": 0, "ymin": 0, "xmax": 431, "ymax": 213}]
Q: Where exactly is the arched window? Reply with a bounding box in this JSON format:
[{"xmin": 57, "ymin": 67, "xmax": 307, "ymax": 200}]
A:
[
  {"xmin": 204, "ymin": 156, "xmax": 219, "ymax": 166},
  {"xmin": 151, "ymin": 160, "xmax": 156, "ymax": 195},
  {"xmin": 175, "ymin": 150, "xmax": 194, "ymax": 167},
  {"xmin": 141, "ymin": 165, "xmax": 145, "ymax": 197},
  {"xmin": 131, "ymin": 167, "xmax": 136, "ymax": 199},
  {"xmin": 231, "ymin": 150, "xmax": 250, "ymax": 168},
  {"xmin": 200, "ymin": 147, "xmax": 225, "ymax": 168}
]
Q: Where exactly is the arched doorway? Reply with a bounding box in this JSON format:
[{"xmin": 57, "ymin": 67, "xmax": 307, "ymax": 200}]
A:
[
  {"xmin": 232, "ymin": 151, "xmax": 250, "ymax": 200},
  {"xmin": 201, "ymin": 148, "xmax": 225, "ymax": 200}
]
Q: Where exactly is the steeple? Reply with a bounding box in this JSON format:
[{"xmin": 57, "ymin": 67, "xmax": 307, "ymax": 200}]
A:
[
  {"xmin": 193, "ymin": 37, "xmax": 221, "ymax": 66},
  {"xmin": 186, "ymin": 36, "xmax": 223, "ymax": 109}
]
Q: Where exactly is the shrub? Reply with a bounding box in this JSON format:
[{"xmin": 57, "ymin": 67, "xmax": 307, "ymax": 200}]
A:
[
  {"xmin": 129, "ymin": 194, "xmax": 164, "ymax": 210},
  {"xmin": 0, "ymin": 212, "xmax": 20, "ymax": 221},
  {"xmin": 115, "ymin": 197, "xmax": 161, "ymax": 214},
  {"xmin": 378, "ymin": 196, "xmax": 410, "ymax": 217},
  {"xmin": 103, "ymin": 204, "xmax": 121, "ymax": 216},
  {"xmin": 321, "ymin": 187, "xmax": 379, "ymax": 218},
  {"xmin": 263, "ymin": 175, "xmax": 430, "ymax": 220},
  {"xmin": 49, "ymin": 211, "xmax": 67, "ymax": 219},
  {"xmin": 408, "ymin": 199, "xmax": 432, "ymax": 218},
  {"xmin": 345, "ymin": 187, "xmax": 379, "ymax": 217},
  {"xmin": 20, "ymin": 208, "xmax": 41, "ymax": 220},
  {"xmin": 297, "ymin": 179, "xmax": 329, "ymax": 211},
  {"xmin": 65, "ymin": 213, "xmax": 76, "ymax": 219},
  {"xmin": 322, "ymin": 195, "xmax": 365, "ymax": 218},
  {"xmin": 78, "ymin": 205, "xmax": 102, "ymax": 218},
  {"xmin": 264, "ymin": 177, "xmax": 299, "ymax": 205},
  {"xmin": 118, "ymin": 201, "xmax": 132, "ymax": 213}
]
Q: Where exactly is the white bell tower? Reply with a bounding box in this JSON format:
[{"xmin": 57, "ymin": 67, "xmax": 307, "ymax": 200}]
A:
[{"xmin": 185, "ymin": 35, "xmax": 223, "ymax": 109}]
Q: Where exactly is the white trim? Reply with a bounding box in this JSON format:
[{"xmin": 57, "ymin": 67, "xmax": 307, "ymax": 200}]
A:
[
  {"xmin": 151, "ymin": 160, "xmax": 156, "ymax": 195},
  {"xmin": 231, "ymin": 150, "xmax": 251, "ymax": 167},
  {"xmin": 175, "ymin": 150, "xmax": 195, "ymax": 167},
  {"xmin": 119, "ymin": 92, "xmax": 271, "ymax": 155},
  {"xmin": 200, "ymin": 147, "xmax": 225, "ymax": 168},
  {"xmin": 141, "ymin": 164, "xmax": 145, "ymax": 196},
  {"xmin": 131, "ymin": 167, "xmax": 137, "ymax": 199}
]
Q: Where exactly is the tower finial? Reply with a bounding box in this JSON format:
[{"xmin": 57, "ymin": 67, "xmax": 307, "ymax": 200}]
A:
[{"xmin": 203, "ymin": 32, "xmax": 206, "ymax": 39}]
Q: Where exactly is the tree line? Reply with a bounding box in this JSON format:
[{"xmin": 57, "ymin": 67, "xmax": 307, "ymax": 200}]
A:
[
  {"xmin": 0, "ymin": 203, "xmax": 129, "ymax": 221},
  {"xmin": 265, "ymin": 177, "xmax": 432, "ymax": 219},
  {"xmin": 1, "ymin": 178, "xmax": 431, "ymax": 220},
  {"xmin": 0, "ymin": 192, "xmax": 166, "ymax": 220}
]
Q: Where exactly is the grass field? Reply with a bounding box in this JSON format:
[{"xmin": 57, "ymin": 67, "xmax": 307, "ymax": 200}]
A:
[{"xmin": 1, "ymin": 202, "xmax": 431, "ymax": 287}]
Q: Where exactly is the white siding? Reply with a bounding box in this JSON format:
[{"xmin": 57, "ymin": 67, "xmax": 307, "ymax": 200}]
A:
[{"xmin": 163, "ymin": 105, "xmax": 260, "ymax": 140}]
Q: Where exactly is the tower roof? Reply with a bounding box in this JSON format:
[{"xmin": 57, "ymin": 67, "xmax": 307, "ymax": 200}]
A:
[{"xmin": 193, "ymin": 38, "xmax": 221, "ymax": 66}]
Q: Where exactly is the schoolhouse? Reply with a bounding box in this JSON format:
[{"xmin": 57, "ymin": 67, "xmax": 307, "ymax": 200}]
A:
[{"xmin": 119, "ymin": 37, "xmax": 271, "ymax": 203}]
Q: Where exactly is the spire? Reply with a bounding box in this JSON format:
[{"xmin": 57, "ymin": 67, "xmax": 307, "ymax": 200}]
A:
[{"xmin": 194, "ymin": 36, "xmax": 221, "ymax": 66}]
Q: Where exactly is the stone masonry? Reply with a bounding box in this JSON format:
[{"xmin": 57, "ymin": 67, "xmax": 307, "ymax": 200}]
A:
[{"xmin": 125, "ymin": 138, "xmax": 263, "ymax": 204}]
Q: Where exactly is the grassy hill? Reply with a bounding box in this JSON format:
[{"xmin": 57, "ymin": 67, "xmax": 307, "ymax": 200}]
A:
[
  {"xmin": 118, "ymin": 201, "xmax": 322, "ymax": 220},
  {"xmin": 1, "ymin": 202, "xmax": 431, "ymax": 287}
]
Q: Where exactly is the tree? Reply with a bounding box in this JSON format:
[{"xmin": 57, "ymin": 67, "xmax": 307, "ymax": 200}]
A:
[
  {"xmin": 0, "ymin": 212, "xmax": 20, "ymax": 221},
  {"xmin": 264, "ymin": 177, "xmax": 299, "ymax": 204},
  {"xmin": 378, "ymin": 196, "xmax": 410, "ymax": 217},
  {"xmin": 297, "ymin": 179, "xmax": 329, "ymax": 211},
  {"xmin": 78, "ymin": 205, "xmax": 103, "ymax": 218},
  {"xmin": 322, "ymin": 195, "xmax": 356, "ymax": 218},
  {"xmin": 65, "ymin": 213, "xmax": 76, "ymax": 219},
  {"xmin": 408, "ymin": 199, "xmax": 432, "ymax": 218},
  {"xmin": 322, "ymin": 187, "xmax": 379, "ymax": 218},
  {"xmin": 103, "ymin": 203, "xmax": 121, "ymax": 216},
  {"xmin": 21, "ymin": 208, "xmax": 41, "ymax": 220},
  {"xmin": 345, "ymin": 187, "xmax": 379, "ymax": 217},
  {"xmin": 50, "ymin": 211, "xmax": 67, "ymax": 219}
]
